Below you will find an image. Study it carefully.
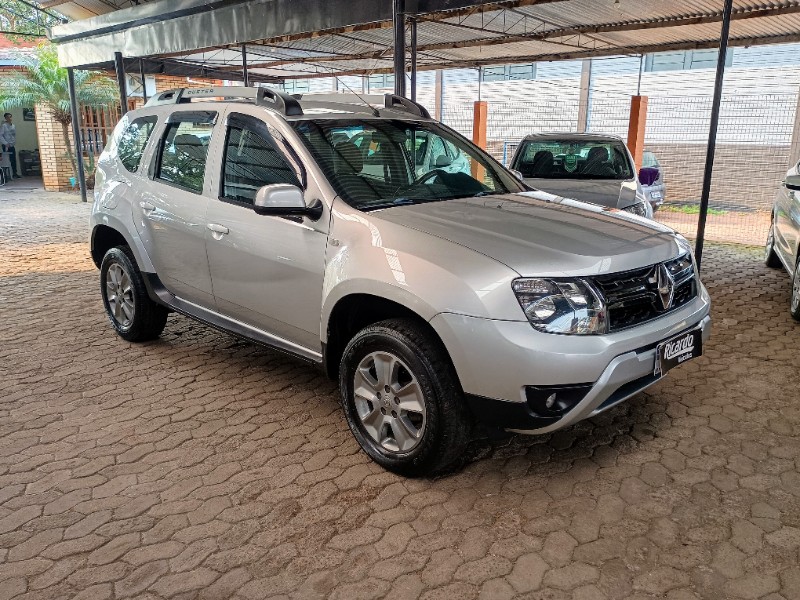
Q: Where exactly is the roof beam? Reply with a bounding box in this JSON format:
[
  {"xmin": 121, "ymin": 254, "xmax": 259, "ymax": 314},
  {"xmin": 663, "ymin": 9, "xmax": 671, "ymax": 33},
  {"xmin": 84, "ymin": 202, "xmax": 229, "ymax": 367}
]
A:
[
  {"xmin": 266, "ymin": 31, "xmax": 800, "ymax": 79},
  {"xmin": 224, "ymin": 2, "xmax": 800, "ymax": 71}
]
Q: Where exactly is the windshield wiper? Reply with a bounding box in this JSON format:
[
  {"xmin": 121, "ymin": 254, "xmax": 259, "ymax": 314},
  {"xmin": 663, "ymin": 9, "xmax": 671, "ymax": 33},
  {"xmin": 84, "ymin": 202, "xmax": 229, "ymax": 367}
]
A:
[{"xmin": 362, "ymin": 197, "xmax": 422, "ymax": 211}]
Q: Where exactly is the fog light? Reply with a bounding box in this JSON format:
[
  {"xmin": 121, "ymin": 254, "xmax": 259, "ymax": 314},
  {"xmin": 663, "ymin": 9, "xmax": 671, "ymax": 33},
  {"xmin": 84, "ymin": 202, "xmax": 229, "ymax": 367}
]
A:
[{"xmin": 525, "ymin": 384, "xmax": 593, "ymax": 417}]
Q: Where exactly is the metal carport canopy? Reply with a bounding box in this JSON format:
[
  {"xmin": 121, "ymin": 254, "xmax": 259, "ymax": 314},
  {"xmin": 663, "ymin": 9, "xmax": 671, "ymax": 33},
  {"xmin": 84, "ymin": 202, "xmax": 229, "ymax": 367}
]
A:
[{"xmin": 49, "ymin": 0, "xmax": 800, "ymax": 79}]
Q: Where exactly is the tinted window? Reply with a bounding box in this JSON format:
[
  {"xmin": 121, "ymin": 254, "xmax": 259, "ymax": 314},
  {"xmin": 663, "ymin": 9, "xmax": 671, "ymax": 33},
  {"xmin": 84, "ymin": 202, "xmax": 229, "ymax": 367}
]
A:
[
  {"xmin": 156, "ymin": 117, "xmax": 215, "ymax": 193},
  {"xmin": 222, "ymin": 116, "xmax": 301, "ymax": 204},
  {"xmin": 293, "ymin": 119, "xmax": 524, "ymax": 211},
  {"xmin": 513, "ymin": 139, "xmax": 633, "ymax": 181},
  {"xmin": 117, "ymin": 116, "xmax": 157, "ymax": 173}
]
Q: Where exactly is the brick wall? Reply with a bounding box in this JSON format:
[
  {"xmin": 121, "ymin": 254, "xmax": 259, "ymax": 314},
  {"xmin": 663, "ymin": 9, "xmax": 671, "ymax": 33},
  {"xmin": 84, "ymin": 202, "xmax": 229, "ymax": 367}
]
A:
[
  {"xmin": 646, "ymin": 142, "xmax": 791, "ymax": 210},
  {"xmin": 153, "ymin": 76, "xmax": 222, "ymax": 93},
  {"xmin": 35, "ymin": 105, "xmax": 76, "ymax": 191}
]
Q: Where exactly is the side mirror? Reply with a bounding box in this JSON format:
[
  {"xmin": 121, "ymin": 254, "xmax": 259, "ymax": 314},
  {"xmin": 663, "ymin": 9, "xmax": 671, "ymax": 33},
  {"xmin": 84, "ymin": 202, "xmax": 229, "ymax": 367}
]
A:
[
  {"xmin": 785, "ymin": 174, "xmax": 800, "ymax": 191},
  {"xmin": 253, "ymin": 184, "xmax": 322, "ymax": 220},
  {"xmin": 638, "ymin": 167, "xmax": 659, "ymax": 186},
  {"xmin": 509, "ymin": 169, "xmax": 524, "ymax": 181}
]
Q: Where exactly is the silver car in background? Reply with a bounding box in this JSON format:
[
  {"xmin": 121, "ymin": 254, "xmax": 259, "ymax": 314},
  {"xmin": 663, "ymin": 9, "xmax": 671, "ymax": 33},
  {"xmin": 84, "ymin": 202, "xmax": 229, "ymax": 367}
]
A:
[
  {"xmin": 766, "ymin": 160, "xmax": 800, "ymax": 319},
  {"xmin": 510, "ymin": 133, "xmax": 654, "ymax": 218}
]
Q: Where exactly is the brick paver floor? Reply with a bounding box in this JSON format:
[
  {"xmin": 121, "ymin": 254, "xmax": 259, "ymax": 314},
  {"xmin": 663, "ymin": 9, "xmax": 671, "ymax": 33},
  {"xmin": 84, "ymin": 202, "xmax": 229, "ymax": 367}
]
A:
[{"xmin": 2, "ymin": 191, "xmax": 800, "ymax": 600}]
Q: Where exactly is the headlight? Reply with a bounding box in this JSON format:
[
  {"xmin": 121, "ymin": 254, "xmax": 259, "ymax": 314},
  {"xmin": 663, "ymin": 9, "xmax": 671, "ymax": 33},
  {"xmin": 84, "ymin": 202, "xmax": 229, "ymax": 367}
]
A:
[
  {"xmin": 512, "ymin": 278, "xmax": 607, "ymax": 335},
  {"xmin": 623, "ymin": 201, "xmax": 649, "ymax": 217}
]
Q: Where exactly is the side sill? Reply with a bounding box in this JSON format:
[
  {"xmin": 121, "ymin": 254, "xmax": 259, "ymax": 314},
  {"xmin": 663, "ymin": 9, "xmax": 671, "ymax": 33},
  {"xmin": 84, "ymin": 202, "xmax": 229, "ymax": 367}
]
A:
[{"xmin": 142, "ymin": 272, "xmax": 323, "ymax": 365}]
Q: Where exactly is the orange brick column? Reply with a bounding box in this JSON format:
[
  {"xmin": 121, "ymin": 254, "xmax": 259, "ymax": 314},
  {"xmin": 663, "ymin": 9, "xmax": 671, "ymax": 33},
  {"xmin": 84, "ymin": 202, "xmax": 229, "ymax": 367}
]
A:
[
  {"xmin": 472, "ymin": 100, "xmax": 488, "ymax": 181},
  {"xmin": 627, "ymin": 95, "xmax": 648, "ymax": 171},
  {"xmin": 36, "ymin": 104, "xmax": 75, "ymax": 192}
]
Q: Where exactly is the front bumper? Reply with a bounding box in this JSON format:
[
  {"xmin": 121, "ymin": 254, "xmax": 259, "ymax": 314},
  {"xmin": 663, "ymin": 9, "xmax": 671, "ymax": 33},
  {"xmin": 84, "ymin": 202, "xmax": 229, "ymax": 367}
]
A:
[{"xmin": 430, "ymin": 285, "xmax": 711, "ymax": 434}]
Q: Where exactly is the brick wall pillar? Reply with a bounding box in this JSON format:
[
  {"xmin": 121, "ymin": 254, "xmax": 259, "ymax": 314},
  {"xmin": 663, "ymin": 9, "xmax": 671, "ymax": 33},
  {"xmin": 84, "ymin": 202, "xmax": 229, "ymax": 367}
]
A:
[
  {"xmin": 627, "ymin": 95, "xmax": 649, "ymax": 171},
  {"xmin": 472, "ymin": 100, "xmax": 488, "ymax": 181},
  {"xmin": 36, "ymin": 104, "xmax": 75, "ymax": 192}
]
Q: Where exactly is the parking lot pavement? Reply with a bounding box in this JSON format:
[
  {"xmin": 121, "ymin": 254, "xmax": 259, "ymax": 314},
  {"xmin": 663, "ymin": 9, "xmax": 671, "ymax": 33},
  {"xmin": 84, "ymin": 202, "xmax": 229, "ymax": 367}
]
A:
[{"xmin": 1, "ymin": 191, "xmax": 800, "ymax": 600}]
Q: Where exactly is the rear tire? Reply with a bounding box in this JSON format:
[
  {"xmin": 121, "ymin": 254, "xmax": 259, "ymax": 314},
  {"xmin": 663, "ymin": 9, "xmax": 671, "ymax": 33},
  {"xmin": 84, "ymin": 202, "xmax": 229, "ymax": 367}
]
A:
[
  {"xmin": 791, "ymin": 259, "xmax": 800, "ymax": 322},
  {"xmin": 100, "ymin": 246, "xmax": 168, "ymax": 342},
  {"xmin": 339, "ymin": 318, "xmax": 471, "ymax": 476},
  {"xmin": 765, "ymin": 223, "xmax": 781, "ymax": 268}
]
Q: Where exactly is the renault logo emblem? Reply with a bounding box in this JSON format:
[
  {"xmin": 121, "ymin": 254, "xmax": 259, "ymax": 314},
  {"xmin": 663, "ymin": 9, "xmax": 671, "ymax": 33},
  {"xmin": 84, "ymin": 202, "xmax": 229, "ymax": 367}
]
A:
[{"xmin": 655, "ymin": 264, "xmax": 675, "ymax": 311}]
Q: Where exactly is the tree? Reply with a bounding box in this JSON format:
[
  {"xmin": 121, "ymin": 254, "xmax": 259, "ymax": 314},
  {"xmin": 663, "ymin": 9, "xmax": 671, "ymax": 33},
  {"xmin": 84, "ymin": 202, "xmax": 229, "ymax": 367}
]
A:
[
  {"xmin": 0, "ymin": 1, "xmax": 63, "ymax": 38},
  {"xmin": 0, "ymin": 44, "xmax": 118, "ymax": 182}
]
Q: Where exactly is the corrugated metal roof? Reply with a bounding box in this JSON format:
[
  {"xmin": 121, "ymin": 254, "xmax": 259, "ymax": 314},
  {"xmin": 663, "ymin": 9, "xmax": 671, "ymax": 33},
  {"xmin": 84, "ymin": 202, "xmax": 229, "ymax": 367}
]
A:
[{"xmin": 49, "ymin": 0, "xmax": 800, "ymax": 79}]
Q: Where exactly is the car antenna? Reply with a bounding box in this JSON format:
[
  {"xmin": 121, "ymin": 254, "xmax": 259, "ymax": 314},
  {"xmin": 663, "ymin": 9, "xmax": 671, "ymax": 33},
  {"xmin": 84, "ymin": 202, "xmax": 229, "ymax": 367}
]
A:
[{"xmin": 334, "ymin": 75, "xmax": 380, "ymax": 117}]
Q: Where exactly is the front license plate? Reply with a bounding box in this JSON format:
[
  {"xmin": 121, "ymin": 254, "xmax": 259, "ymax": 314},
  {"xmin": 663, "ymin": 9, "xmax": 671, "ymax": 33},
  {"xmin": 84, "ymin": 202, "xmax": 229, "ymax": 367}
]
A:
[
  {"xmin": 655, "ymin": 328, "xmax": 702, "ymax": 376},
  {"xmin": 650, "ymin": 192, "xmax": 662, "ymax": 200}
]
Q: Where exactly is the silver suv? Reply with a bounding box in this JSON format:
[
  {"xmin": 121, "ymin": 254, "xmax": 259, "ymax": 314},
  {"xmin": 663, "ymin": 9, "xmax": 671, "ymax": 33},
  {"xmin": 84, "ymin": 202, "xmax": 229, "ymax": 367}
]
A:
[{"xmin": 91, "ymin": 87, "xmax": 711, "ymax": 475}]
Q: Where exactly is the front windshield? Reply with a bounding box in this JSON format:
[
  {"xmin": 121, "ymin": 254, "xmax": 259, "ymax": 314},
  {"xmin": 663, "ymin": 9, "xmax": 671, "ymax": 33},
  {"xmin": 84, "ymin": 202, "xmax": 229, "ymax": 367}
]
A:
[
  {"xmin": 292, "ymin": 119, "xmax": 525, "ymax": 211},
  {"xmin": 514, "ymin": 139, "xmax": 633, "ymax": 181}
]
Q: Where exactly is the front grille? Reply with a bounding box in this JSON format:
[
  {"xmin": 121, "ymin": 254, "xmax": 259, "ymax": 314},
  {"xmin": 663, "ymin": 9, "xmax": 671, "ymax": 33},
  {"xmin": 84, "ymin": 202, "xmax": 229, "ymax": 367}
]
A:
[{"xmin": 593, "ymin": 254, "xmax": 697, "ymax": 332}]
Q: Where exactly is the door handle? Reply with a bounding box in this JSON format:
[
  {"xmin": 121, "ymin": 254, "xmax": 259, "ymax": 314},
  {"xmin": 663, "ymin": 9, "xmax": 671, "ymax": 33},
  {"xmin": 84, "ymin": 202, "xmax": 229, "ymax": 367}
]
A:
[
  {"xmin": 139, "ymin": 201, "xmax": 155, "ymax": 212},
  {"xmin": 207, "ymin": 223, "xmax": 229, "ymax": 235}
]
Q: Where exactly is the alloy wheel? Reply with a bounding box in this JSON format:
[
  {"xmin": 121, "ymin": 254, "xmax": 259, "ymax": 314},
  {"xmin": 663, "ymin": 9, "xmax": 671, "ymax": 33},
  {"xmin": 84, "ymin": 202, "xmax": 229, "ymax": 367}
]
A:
[
  {"xmin": 793, "ymin": 269, "xmax": 800, "ymax": 313},
  {"xmin": 765, "ymin": 226, "xmax": 775, "ymax": 263},
  {"xmin": 106, "ymin": 262, "xmax": 135, "ymax": 329},
  {"xmin": 352, "ymin": 351, "xmax": 426, "ymax": 453}
]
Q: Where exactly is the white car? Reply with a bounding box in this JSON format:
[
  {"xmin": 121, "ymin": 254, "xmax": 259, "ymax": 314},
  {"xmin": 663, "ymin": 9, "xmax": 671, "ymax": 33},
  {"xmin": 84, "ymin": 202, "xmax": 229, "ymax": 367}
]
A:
[{"xmin": 510, "ymin": 133, "xmax": 654, "ymax": 219}]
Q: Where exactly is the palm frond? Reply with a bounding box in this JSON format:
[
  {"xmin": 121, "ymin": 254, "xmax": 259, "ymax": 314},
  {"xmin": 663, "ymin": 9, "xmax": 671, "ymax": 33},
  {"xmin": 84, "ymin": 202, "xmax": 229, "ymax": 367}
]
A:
[{"xmin": 0, "ymin": 44, "xmax": 119, "ymax": 117}]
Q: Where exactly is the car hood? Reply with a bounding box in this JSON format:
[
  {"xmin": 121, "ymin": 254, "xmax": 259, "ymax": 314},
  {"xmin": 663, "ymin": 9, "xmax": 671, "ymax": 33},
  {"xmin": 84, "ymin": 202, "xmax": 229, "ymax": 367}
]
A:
[
  {"xmin": 373, "ymin": 191, "xmax": 685, "ymax": 277},
  {"xmin": 521, "ymin": 178, "xmax": 639, "ymax": 209}
]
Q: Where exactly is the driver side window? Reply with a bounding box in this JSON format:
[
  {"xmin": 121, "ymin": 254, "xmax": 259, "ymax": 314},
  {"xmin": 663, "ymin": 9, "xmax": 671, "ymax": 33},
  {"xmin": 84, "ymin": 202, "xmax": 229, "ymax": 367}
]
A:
[{"xmin": 221, "ymin": 114, "xmax": 301, "ymax": 205}]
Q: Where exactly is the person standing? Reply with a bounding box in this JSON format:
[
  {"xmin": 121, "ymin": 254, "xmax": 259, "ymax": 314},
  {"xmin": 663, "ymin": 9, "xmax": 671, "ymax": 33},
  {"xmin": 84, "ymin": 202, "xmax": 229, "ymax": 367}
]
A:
[{"xmin": 0, "ymin": 113, "xmax": 20, "ymax": 179}]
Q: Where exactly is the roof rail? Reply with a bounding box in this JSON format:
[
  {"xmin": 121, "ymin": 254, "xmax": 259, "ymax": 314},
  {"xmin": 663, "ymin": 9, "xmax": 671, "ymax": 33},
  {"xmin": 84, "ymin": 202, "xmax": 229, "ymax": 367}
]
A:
[
  {"xmin": 144, "ymin": 86, "xmax": 303, "ymax": 116},
  {"xmin": 384, "ymin": 94, "xmax": 430, "ymax": 119}
]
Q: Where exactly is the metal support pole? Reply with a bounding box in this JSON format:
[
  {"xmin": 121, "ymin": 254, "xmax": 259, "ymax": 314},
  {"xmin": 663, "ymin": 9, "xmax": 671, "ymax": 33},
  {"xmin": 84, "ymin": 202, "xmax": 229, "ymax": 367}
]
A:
[
  {"xmin": 577, "ymin": 59, "xmax": 592, "ymax": 133},
  {"xmin": 114, "ymin": 52, "xmax": 128, "ymax": 116},
  {"xmin": 410, "ymin": 17, "xmax": 417, "ymax": 102},
  {"xmin": 636, "ymin": 54, "xmax": 644, "ymax": 96},
  {"xmin": 139, "ymin": 59, "xmax": 148, "ymax": 103},
  {"xmin": 393, "ymin": 0, "xmax": 406, "ymax": 97},
  {"xmin": 67, "ymin": 68, "xmax": 87, "ymax": 203},
  {"xmin": 241, "ymin": 44, "xmax": 250, "ymax": 87},
  {"xmin": 694, "ymin": 0, "xmax": 733, "ymax": 270}
]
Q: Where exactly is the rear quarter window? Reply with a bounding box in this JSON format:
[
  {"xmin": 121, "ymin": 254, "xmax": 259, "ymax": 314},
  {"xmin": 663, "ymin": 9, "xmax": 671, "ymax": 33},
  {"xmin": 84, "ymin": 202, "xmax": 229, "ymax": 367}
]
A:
[{"xmin": 116, "ymin": 116, "xmax": 158, "ymax": 173}]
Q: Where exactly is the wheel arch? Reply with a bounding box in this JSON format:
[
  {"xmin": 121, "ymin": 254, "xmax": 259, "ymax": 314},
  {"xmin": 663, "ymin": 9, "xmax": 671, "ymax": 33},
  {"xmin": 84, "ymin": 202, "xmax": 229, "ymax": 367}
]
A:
[
  {"xmin": 323, "ymin": 292, "xmax": 453, "ymax": 382},
  {"xmin": 90, "ymin": 218, "xmax": 154, "ymax": 273}
]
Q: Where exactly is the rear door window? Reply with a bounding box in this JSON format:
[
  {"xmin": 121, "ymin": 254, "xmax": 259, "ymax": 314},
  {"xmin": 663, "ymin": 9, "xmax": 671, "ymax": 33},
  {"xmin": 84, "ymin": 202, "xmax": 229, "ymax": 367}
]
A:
[{"xmin": 155, "ymin": 112, "xmax": 216, "ymax": 193}]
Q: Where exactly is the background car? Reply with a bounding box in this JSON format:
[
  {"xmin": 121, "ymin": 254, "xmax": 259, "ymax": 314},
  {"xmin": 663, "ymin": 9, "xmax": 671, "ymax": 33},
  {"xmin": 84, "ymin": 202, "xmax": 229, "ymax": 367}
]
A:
[
  {"xmin": 641, "ymin": 150, "xmax": 666, "ymax": 212},
  {"xmin": 510, "ymin": 133, "xmax": 653, "ymax": 219},
  {"xmin": 765, "ymin": 160, "xmax": 800, "ymax": 320}
]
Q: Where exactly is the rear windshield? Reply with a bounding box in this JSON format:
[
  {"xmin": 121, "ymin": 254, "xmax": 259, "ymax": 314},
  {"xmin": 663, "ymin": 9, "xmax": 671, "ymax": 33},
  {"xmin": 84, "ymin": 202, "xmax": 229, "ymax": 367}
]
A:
[{"xmin": 513, "ymin": 139, "xmax": 634, "ymax": 181}]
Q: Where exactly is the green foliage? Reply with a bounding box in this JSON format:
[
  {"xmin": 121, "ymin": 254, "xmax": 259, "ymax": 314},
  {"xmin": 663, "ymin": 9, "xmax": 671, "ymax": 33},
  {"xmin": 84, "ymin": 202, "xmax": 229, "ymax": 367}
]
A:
[
  {"xmin": 0, "ymin": 43, "xmax": 118, "ymax": 182},
  {"xmin": 660, "ymin": 203, "xmax": 728, "ymax": 216},
  {"xmin": 0, "ymin": 0, "xmax": 63, "ymax": 37},
  {"xmin": 0, "ymin": 44, "xmax": 118, "ymax": 124}
]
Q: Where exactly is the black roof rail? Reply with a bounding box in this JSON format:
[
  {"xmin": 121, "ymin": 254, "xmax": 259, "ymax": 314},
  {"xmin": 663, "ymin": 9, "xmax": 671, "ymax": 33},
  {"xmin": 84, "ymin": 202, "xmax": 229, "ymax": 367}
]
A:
[
  {"xmin": 144, "ymin": 86, "xmax": 304, "ymax": 117},
  {"xmin": 256, "ymin": 87, "xmax": 303, "ymax": 116},
  {"xmin": 384, "ymin": 94, "xmax": 431, "ymax": 119}
]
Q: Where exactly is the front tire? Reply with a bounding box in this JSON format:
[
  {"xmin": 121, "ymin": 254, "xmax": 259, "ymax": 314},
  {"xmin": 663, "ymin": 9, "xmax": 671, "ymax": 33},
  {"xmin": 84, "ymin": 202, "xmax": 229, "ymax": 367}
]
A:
[
  {"xmin": 100, "ymin": 246, "xmax": 168, "ymax": 342},
  {"xmin": 339, "ymin": 319, "xmax": 471, "ymax": 476}
]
